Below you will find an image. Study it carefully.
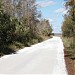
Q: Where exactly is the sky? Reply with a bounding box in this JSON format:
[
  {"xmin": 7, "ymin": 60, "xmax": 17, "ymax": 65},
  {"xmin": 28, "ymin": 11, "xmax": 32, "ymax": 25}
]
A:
[{"xmin": 36, "ymin": 0, "xmax": 67, "ymax": 33}]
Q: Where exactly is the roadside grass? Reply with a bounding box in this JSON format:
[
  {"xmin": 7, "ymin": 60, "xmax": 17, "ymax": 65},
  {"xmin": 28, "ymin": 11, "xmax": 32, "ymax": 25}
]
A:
[
  {"xmin": 62, "ymin": 37, "xmax": 75, "ymax": 58},
  {"xmin": 0, "ymin": 41, "xmax": 24, "ymax": 57},
  {"xmin": 8, "ymin": 41, "xmax": 25, "ymax": 51},
  {"xmin": 0, "ymin": 40, "xmax": 37, "ymax": 57},
  {"xmin": 0, "ymin": 35, "xmax": 52, "ymax": 57},
  {"xmin": 62, "ymin": 37, "xmax": 73, "ymax": 48},
  {"xmin": 62, "ymin": 37, "xmax": 75, "ymax": 68}
]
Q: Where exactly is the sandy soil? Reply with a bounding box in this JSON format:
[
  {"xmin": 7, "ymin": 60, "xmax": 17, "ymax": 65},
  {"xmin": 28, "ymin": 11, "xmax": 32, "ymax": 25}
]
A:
[{"xmin": 64, "ymin": 50, "xmax": 75, "ymax": 75}]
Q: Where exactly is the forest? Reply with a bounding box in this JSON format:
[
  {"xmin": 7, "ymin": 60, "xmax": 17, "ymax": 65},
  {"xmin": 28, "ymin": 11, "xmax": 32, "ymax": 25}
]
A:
[
  {"xmin": 62, "ymin": 0, "xmax": 75, "ymax": 61},
  {"xmin": 0, "ymin": 0, "xmax": 52, "ymax": 56}
]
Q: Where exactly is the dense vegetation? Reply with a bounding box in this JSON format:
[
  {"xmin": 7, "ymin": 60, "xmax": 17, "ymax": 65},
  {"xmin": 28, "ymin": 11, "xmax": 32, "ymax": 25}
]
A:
[
  {"xmin": 62, "ymin": 0, "xmax": 75, "ymax": 59},
  {"xmin": 0, "ymin": 0, "xmax": 52, "ymax": 56}
]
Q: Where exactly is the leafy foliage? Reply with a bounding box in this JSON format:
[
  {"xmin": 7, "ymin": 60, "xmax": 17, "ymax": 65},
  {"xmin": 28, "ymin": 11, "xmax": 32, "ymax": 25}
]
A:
[
  {"xmin": 0, "ymin": 0, "xmax": 53, "ymax": 56},
  {"xmin": 62, "ymin": 0, "xmax": 75, "ymax": 37},
  {"xmin": 62, "ymin": 16, "xmax": 74, "ymax": 37},
  {"xmin": 62, "ymin": 0, "xmax": 75, "ymax": 59},
  {"xmin": 0, "ymin": 6, "xmax": 16, "ymax": 45}
]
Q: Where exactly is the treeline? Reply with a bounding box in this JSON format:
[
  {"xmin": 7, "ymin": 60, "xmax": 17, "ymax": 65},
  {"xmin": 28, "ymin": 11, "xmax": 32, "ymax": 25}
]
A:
[
  {"xmin": 62, "ymin": 0, "xmax": 75, "ymax": 58},
  {"xmin": 0, "ymin": 0, "xmax": 52, "ymax": 56},
  {"xmin": 62, "ymin": 0, "xmax": 75, "ymax": 37}
]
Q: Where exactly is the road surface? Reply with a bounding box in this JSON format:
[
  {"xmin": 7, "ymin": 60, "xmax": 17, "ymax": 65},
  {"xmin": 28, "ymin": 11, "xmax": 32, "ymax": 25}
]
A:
[{"xmin": 0, "ymin": 36, "xmax": 67, "ymax": 75}]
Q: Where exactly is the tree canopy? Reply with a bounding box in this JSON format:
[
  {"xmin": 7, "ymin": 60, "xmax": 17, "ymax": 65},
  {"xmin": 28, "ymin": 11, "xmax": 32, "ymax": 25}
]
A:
[{"xmin": 0, "ymin": 0, "xmax": 52, "ymax": 56}]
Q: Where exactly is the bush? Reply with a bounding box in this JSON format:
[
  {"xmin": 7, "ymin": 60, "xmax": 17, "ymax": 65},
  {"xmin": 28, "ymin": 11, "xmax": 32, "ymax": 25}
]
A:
[
  {"xmin": 62, "ymin": 16, "xmax": 74, "ymax": 37},
  {"xmin": 0, "ymin": 45, "xmax": 16, "ymax": 57},
  {"xmin": 0, "ymin": 12, "xmax": 16, "ymax": 45}
]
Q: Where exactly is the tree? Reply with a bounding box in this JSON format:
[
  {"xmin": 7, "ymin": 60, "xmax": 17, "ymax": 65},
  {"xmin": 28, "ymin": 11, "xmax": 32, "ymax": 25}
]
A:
[
  {"xmin": 0, "ymin": 0, "xmax": 16, "ymax": 45},
  {"xmin": 1, "ymin": 0, "xmax": 52, "ymax": 45},
  {"xmin": 62, "ymin": 0, "xmax": 75, "ymax": 37},
  {"xmin": 62, "ymin": 0, "xmax": 75, "ymax": 58},
  {"xmin": 65, "ymin": 0, "xmax": 75, "ymax": 36},
  {"xmin": 36, "ymin": 19, "xmax": 52, "ymax": 36},
  {"xmin": 62, "ymin": 15, "xmax": 74, "ymax": 37}
]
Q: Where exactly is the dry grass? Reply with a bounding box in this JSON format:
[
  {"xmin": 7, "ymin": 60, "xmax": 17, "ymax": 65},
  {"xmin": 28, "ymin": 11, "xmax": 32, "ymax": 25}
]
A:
[{"xmin": 62, "ymin": 37, "xmax": 75, "ymax": 72}]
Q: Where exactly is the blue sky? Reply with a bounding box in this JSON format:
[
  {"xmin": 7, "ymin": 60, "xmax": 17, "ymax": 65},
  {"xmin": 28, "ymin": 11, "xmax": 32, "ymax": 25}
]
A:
[{"xmin": 36, "ymin": 0, "xmax": 67, "ymax": 33}]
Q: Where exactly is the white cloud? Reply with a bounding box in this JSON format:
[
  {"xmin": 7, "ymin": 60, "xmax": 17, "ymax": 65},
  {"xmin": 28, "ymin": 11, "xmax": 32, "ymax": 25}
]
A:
[
  {"xmin": 55, "ymin": 8, "xmax": 68, "ymax": 14},
  {"xmin": 45, "ymin": 18, "xmax": 54, "ymax": 24},
  {"xmin": 55, "ymin": 8, "xmax": 65, "ymax": 13},
  {"xmin": 63, "ymin": 10, "xmax": 68, "ymax": 14},
  {"xmin": 48, "ymin": 18, "xmax": 53, "ymax": 23},
  {"xmin": 36, "ymin": 0, "xmax": 55, "ymax": 8}
]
